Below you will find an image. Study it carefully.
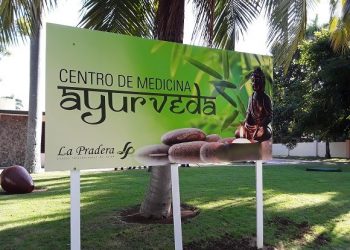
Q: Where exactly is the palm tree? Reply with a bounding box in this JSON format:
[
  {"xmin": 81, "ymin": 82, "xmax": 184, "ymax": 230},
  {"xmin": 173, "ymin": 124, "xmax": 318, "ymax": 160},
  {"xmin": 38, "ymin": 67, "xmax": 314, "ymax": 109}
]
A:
[
  {"xmin": 25, "ymin": 4, "xmax": 43, "ymax": 174},
  {"xmin": 139, "ymin": 0, "xmax": 185, "ymax": 218},
  {"xmin": 263, "ymin": 0, "xmax": 318, "ymax": 72},
  {"xmin": 0, "ymin": 0, "xmax": 57, "ymax": 173},
  {"xmin": 265, "ymin": 0, "xmax": 350, "ymax": 71},
  {"xmin": 79, "ymin": 0, "xmax": 260, "ymax": 219}
]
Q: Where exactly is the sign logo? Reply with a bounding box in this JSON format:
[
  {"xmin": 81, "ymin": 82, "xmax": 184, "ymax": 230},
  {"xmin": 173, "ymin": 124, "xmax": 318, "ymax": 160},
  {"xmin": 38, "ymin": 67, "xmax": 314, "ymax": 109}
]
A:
[{"xmin": 117, "ymin": 142, "xmax": 135, "ymax": 159}]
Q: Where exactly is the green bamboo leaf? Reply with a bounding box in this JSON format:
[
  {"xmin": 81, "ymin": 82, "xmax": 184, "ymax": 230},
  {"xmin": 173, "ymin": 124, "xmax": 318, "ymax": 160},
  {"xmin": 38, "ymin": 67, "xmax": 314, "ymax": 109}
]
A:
[
  {"xmin": 244, "ymin": 81, "xmax": 253, "ymax": 96},
  {"xmin": 237, "ymin": 95, "xmax": 247, "ymax": 115},
  {"xmin": 170, "ymin": 44, "xmax": 183, "ymax": 77},
  {"xmin": 151, "ymin": 41, "xmax": 166, "ymax": 53},
  {"xmin": 215, "ymin": 85, "xmax": 237, "ymax": 107},
  {"xmin": 222, "ymin": 110, "xmax": 239, "ymax": 131},
  {"xmin": 239, "ymin": 71, "xmax": 253, "ymax": 91},
  {"xmin": 253, "ymin": 54, "xmax": 262, "ymax": 65},
  {"xmin": 242, "ymin": 54, "xmax": 252, "ymax": 69},
  {"xmin": 206, "ymin": 123, "xmax": 218, "ymax": 132},
  {"xmin": 183, "ymin": 46, "xmax": 192, "ymax": 62},
  {"xmin": 186, "ymin": 57, "xmax": 223, "ymax": 79},
  {"xmin": 265, "ymin": 73, "xmax": 273, "ymax": 84},
  {"xmin": 210, "ymin": 80, "xmax": 237, "ymax": 89},
  {"xmin": 243, "ymin": 70, "xmax": 254, "ymax": 80},
  {"xmin": 239, "ymin": 78, "xmax": 253, "ymax": 96},
  {"xmin": 263, "ymin": 70, "xmax": 273, "ymax": 97},
  {"xmin": 229, "ymin": 122, "xmax": 242, "ymax": 129},
  {"xmin": 222, "ymin": 51, "xmax": 229, "ymax": 79},
  {"xmin": 265, "ymin": 81, "xmax": 272, "ymax": 97},
  {"xmin": 194, "ymin": 71, "xmax": 205, "ymax": 86},
  {"xmin": 211, "ymin": 88, "xmax": 219, "ymax": 97}
]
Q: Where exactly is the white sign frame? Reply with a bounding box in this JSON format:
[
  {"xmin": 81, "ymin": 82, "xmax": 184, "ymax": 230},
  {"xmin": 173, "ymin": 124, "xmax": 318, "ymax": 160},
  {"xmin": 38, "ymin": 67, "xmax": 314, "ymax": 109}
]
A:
[{"xmin": 69, "ymin": 162, "xmax": 264, "ymax": 250}]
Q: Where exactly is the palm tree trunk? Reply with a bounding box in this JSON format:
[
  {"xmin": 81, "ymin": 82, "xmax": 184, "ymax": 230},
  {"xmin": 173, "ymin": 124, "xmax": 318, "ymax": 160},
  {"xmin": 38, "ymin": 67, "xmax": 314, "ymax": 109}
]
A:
[
  {"xmin": 25, "ymin": 24, "xmax": 42, "ymax": 173},
  {"xmin": 325, "ymin": 140, "xmax": 331, "ymax": 159},
  {"xmin": 140, "ymin": 0, "xmax": 185, "ymax": 218},
  {"xmin": 140, "ymin": 165, "xmax": 172, "ymax": 218},
  {"xmin": 155, "ymin": 0, "xmax": 184, "ymax": 43}
]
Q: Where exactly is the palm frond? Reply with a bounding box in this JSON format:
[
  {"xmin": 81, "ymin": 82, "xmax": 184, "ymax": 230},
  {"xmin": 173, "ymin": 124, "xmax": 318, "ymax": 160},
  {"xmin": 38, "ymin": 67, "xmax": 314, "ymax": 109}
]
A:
[
  {"xmin": 79, "ymin": 0, "xmax": 155, "ymax": 38},
  {"xmin": 192, "ymin": 0, "xmax": 260, "ymax": 50},
  {"xmin": 191, "ymin": 0, "xmax": 215, "ymax": 45},
  {"xmin": 329, "ymin": 0, "xmax": 339, "ymax": 20},
  {"xmin": 0, "ymin": 0, "xmax": 57, "ymax": 47},
  {"xmin": 330, "ymin": 17, "xmax": 350, "ymax": 53},
  {"xmin": 342, "ymin": 0, "xmax": 350, "ymax": 19},
  {"xmin": 329, "ymin": 0, "xmax": 350, "ymax": 54},
  {"xmin": 265, "ymin": 0, "xmax": 317, "ymax": 72}
]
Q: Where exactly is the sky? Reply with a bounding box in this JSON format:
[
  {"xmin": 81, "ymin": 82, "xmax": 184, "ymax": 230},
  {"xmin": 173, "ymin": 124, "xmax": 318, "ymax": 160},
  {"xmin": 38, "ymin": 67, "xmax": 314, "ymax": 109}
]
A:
[{"xmin": 0, "ymin": 1, "xmax": 331, "ymax": 110}]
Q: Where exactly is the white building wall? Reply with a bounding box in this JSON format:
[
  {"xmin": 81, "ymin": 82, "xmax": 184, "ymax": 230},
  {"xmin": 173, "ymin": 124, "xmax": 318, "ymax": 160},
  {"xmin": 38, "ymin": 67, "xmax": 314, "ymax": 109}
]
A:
[
  {"xmin": 272, "ymin": 144, "xmax": 289, "ymax": 156},
  {"xmin": 317, "ymin": 142, "xmax": 326, "ymax": 157},
  {"xmin": 273, "ymin": 141, "xmax": 349, "ymax": 158},
  {"xmin": 289, "ymin": 142, "xmax": 317, "ymax": 157}
]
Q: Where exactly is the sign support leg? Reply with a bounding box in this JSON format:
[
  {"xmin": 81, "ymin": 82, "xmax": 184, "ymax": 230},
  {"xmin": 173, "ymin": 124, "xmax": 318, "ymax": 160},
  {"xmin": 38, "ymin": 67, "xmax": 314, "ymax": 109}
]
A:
[
  {"xmin": 70, "ymin": 169, "xmax": 81, "ymax": 250},
  {"xmin": 256, "ymin": 160, "xmax": 263, "ymax": 249},
  {"xmin": 171, "ymin": 164, "xmax": 183, "ymax": 250}
]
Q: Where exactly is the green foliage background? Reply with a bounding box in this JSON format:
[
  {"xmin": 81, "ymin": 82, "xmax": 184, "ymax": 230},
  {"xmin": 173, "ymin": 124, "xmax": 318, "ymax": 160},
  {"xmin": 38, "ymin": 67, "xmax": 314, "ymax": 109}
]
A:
[
  {"xmin": 164, "ymin": 43, "xmax": 273, "ymax": 138},
  {"xmin": 273, "ymin": 29, "xmax": 350, "ymax": 147}
]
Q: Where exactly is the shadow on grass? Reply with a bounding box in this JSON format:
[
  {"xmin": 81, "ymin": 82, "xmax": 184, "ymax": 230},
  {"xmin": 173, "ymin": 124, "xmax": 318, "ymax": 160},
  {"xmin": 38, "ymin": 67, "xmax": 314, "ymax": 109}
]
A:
[
  {"xmin": 179, "ymin": 166, "xmax": 350, "ymax": 248},
  {"xmin": 263, "ymin": 166, "xmax": 350, "ymax": 248},
  {"xmin": 0, "ymin": 170, "xmax": 176, "ymax": 249},
  {"xmin": 0, "ymin": 166, "xmax": 349, "ymax": 249}
]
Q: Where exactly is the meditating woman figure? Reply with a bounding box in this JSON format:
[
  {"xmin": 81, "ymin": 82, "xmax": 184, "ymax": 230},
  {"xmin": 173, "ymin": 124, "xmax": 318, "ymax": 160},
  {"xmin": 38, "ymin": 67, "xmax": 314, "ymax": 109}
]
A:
[{"xmin": 235, "ymin": 67, "xmax": 272, "ymax": 142}]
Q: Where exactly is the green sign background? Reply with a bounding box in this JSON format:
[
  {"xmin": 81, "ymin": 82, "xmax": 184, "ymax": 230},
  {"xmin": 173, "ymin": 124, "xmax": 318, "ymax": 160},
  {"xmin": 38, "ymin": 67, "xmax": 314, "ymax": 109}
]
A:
[{"xmin": 46, "ymin": 23, "xmax": 273, "ymax": 171}]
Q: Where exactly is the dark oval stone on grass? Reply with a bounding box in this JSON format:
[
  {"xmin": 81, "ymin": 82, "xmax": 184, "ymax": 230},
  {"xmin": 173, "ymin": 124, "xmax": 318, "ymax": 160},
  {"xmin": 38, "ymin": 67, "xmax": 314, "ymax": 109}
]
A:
[
  {"xmin": 161, "ymin": 128, "xmax": 206, "ymax": 145},
  {"xmin": 0, "ymin": 165, "xmax": 34, "ymax": 194}
]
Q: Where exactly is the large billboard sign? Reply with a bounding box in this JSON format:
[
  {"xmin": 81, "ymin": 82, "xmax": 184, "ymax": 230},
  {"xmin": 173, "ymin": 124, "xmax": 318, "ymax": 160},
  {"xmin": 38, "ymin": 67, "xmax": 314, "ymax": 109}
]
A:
[{"xmin": 46, "ymin": 24, "xmax": 273, "ymax": 171}]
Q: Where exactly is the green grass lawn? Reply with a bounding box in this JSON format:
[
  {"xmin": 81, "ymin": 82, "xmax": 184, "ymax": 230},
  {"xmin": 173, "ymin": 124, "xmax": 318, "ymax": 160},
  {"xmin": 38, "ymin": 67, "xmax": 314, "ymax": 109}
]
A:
[{"xmin": 1, "ymin": 163, "xmax": 350, "ymax": 250}]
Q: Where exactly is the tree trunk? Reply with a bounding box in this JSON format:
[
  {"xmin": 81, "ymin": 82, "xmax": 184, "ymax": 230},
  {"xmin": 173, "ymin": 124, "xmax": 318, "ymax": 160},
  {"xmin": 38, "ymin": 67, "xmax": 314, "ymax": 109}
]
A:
[
  {"xmin": 140, "ymin": 0, "xmax": 185, "ymax": 218},
  {"xmin": 325, "ymin": 140, "xmax": 331, "ymax": 159},
  {"xmin": 155, "ymin": 0, "xmax": 184, "ymax": 43},
  {"xmin": 25, "ymin": 24, "xmax": 42, "ymax": 174},
  {"xmin": 140, "ymin": 165, "xmax": 172, "ymax": 218}
]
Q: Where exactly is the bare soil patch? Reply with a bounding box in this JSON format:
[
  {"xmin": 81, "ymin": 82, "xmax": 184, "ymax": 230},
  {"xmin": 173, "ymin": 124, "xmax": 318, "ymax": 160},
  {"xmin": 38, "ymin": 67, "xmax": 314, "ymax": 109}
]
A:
[
  {"xmin": 267, "ymin": 216, "xmax": 311, "ymax": 239},
  {"xmin": 120, "ymin": 203, "xmax": 199, "ymax": 224},
  {"xmin": 314, "ymin": 232, "xmax": 331, "ymax": 246},
  {"xmin": 184, "ymin": 234, "xmax": 276, "ymax": 250}
]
